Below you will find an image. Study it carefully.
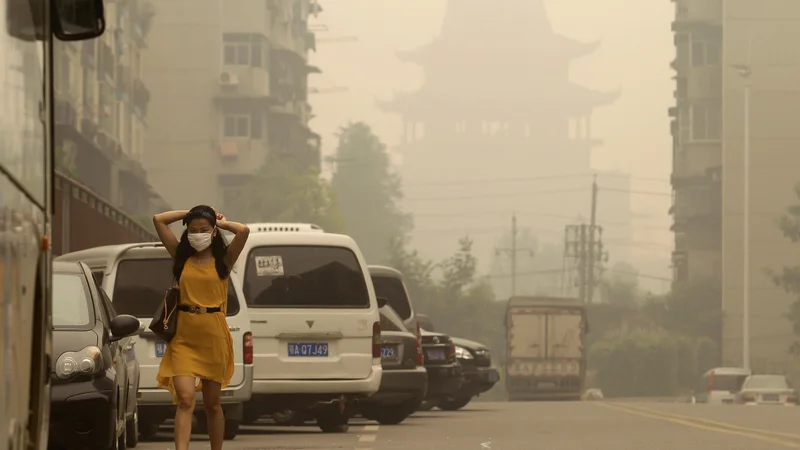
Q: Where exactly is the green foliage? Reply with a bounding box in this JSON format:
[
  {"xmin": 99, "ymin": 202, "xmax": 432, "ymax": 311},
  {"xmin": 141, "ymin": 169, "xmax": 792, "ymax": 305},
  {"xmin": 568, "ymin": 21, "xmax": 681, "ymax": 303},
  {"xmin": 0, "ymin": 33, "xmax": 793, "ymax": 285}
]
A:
[
  {"xmin": 330, "ymin": 122, "xmax": 411, "ymax": 263},
  {"xmin": 642, "ymin": 278, "xmax": 722, "ymax": 345},
  {"xmin": 771, "ymin": 183, "xmax": 800, "ymax": 354},
  {"xmin": 230, "ymin": 153, "xmax": 344, "ymax": 232}
]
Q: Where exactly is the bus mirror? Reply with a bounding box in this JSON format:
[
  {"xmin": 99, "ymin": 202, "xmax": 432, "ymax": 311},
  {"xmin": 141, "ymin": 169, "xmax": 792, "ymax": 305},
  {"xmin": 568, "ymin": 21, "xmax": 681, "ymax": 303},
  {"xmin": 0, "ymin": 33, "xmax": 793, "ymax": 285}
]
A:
[{"xmin": 52, "ymin": 0, "xmax": 105, "ymax": 41}]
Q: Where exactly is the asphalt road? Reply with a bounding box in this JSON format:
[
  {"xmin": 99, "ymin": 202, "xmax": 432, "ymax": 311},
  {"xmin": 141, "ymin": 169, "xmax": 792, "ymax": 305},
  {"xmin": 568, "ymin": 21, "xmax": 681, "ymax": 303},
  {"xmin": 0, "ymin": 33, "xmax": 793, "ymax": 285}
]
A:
[{"xmin": 137, "ymin": 401, "xmax": 800, "ymax": 450}]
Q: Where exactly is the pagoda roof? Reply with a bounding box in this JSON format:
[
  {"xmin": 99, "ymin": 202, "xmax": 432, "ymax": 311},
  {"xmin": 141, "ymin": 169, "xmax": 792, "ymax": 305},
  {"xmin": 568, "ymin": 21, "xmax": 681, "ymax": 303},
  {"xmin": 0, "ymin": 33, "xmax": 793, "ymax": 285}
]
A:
[{"xmin": 397, "ymin": 0, "xmax": 601, "ymax": 66}]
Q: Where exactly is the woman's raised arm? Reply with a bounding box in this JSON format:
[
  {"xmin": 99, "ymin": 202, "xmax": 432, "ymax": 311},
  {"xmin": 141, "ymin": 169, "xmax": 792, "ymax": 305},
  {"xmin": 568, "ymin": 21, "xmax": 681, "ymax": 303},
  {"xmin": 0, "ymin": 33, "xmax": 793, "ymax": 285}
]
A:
[{"xmin": 153, "ymin": 210, "xmax": 189, "ymax": 258}]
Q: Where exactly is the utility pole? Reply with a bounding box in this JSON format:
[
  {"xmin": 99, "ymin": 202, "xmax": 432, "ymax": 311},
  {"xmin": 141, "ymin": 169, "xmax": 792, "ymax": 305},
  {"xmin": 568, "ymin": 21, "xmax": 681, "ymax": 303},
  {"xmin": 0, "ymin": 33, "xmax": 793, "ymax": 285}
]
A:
[
  {"xmin": 586, "ymin": 176, "xmax": 599, "ymax": 303},
  {"xmin": 496, "ymin": 214, "xmax": 533, "ymax": 297},
  {"xmin": 733, "ymin": 61, "xmax": 752, "ymax": 370}
]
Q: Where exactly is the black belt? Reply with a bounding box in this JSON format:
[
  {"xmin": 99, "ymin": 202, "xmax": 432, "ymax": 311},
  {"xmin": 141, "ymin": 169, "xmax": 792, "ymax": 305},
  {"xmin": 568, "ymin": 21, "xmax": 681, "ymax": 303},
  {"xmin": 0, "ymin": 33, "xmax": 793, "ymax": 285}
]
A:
[{"xmin": 178, "ymin": 305, "xmax": 222, "ymax": 314}]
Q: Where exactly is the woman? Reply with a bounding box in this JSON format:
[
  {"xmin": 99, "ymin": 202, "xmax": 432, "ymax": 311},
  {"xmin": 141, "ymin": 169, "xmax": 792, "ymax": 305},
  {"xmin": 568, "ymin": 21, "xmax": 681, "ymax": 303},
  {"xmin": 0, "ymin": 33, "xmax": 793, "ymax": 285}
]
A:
[{"xmin": 152, "ymin": 205, "xmax": 250, "ymax": 450}]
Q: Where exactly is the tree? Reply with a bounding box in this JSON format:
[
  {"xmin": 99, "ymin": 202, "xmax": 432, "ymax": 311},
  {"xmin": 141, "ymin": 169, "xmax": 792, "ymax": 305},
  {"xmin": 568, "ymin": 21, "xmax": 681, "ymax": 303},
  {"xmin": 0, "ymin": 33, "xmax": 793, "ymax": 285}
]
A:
[
  {"xmin": 643, "ymin": 278, "xmax": 722, "ymax": 346},
  {"xmin": 771, "ymin": 182, "xmax": 800, "ymax": 353},
  {"xmin": 229, "ymin": 153, "xmax": 344, "ymax": 232},
  {"xmin": 330, "ymin": 122, "xmax": 411, "ymax": 264},
  {"xmin": 599, "ymin": 262, "xmax": 642, "ymax": 307}
]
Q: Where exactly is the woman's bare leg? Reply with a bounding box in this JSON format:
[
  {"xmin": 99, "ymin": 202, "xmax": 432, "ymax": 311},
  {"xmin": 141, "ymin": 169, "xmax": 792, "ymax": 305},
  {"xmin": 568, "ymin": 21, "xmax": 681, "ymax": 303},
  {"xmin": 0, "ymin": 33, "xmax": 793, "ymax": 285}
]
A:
[
  {"xmin": 173, "ymin": 376, "xmax": 197, "ymax": 450},
  {"xmin": 202, "ymin": 380, "xmax": 225, "ymax": 450}
]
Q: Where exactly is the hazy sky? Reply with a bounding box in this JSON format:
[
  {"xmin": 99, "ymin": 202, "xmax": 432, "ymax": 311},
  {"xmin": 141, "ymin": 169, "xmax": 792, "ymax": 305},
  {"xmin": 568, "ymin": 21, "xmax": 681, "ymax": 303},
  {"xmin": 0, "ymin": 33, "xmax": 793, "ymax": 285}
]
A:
[{"xmin": 308, "ymin": 0, "xmax": 676, "ymax": 289}]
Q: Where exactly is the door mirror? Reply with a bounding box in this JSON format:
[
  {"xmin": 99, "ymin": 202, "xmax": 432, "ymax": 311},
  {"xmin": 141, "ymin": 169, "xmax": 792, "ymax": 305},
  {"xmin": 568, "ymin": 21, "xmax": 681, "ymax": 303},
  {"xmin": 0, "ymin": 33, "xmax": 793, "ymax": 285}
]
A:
[
  {"xmin": 376, "ymin": 296, "xmax": 388, "ymax": 309},
  {"xmin": 109, "ymin": 314, "xmax": 140, "ymax": 341},
  {"xmin": 53, "ymin": 0, "xmax": 105, "ymax": 41}
]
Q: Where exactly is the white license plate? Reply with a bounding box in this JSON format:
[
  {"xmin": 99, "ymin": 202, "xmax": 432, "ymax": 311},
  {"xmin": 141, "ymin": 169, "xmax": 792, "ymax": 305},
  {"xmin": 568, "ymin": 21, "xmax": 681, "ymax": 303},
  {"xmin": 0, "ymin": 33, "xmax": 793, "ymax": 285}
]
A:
[
  {"xmin": 155, "ymin": 342, "xmax": 167, "ymax": 357},
  {"xmin": 381, "ymin": 346, "xmax": 397, "ymax": 360},
  {"xmin": 288, "ymin": 342, "xmax": 328, "ymax": 357},
  {"xmin": 426, "ymin": 349, "xmax": 446, "ymax": 361}
]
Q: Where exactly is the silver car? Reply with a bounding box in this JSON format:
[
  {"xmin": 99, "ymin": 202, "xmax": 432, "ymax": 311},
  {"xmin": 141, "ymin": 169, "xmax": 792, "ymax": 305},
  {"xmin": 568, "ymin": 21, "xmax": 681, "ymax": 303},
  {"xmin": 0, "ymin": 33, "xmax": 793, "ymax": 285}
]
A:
[{"xmin": 736, "ymin": 375, "xmax": 798, "ymax": 406}]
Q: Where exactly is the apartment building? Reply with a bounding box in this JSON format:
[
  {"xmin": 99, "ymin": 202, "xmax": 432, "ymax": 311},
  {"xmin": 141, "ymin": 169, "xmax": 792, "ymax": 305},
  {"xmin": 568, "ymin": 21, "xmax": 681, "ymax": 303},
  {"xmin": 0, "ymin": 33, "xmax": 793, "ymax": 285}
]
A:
[
  {"xmin": 53, "ymin": 0, "xmax": 166, "ymax": 218},
  {"xmin": 670, "ymin": 0, "xmax": 800, "ymax": 371},
  {"xmin": 141, "ymin": 0, "xmax": 322, "ymax": 212}
]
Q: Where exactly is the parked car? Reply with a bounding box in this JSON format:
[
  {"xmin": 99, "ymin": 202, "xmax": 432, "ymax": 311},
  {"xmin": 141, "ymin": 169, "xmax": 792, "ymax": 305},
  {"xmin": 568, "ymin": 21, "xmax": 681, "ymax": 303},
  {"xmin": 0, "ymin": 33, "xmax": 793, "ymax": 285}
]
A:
[
  {"xmin": 736, "ymin": 374, "xmax": 798, "ymax": 406},
  {"xmin": 418, "ymin": 329, "xmax": 463, "ymax": 410},
  {"xmin": 357, "ymin": 306, "xmax": 427, "ymax": 425},
  {"xmin": 49, "ymin": 261, "xmax": 140, "ymax": 450},
  {"xmin": 56, "ymin": 243, "xmax": 254, "ymax": 440},
  {"xmin": 231, "ymin": 228, "xmax": 383, "ymax": 433},
  {"xmin": 692, "ymin": 367, "xmax": 751, "ymax": 404},
  {"xmin": 369, "ymin": 265, "xmax": 419, "ymax": 331}
]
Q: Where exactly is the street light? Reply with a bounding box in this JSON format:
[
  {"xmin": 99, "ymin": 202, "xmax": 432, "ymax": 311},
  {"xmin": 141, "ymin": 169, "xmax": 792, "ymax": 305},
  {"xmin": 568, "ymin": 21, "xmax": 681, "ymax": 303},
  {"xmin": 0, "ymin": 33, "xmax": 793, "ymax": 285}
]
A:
[{"xmin": 732, "ymin": 63, "xmax": 751, "ymax": 369}]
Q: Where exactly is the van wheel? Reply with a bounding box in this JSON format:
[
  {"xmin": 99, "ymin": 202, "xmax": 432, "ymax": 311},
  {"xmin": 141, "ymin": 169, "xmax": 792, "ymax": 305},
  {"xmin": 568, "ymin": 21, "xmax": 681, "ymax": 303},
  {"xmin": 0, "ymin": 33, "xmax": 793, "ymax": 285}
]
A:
[
  {"xmin": 125, "ymin": 411, "xmax": 139, "ymax": 448},
  {"xmin": 223, "ymin": 419, "xmax": 240, "ymax": 440},
  {"xmin": 315, "ymin": 407, "xmax": 349, "ymax": 433},
  {"xmin": 437, "ymin": 395, "xmax": 472, "ymax": 411}
]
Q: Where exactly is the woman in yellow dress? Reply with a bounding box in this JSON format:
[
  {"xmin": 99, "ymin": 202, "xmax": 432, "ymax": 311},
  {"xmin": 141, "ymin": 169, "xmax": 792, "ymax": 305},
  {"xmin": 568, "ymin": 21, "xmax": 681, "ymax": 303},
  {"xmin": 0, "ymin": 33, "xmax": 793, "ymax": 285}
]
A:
[{"xmin": 152, "ymin": 205, "xmax": 249, "ymax": 450}]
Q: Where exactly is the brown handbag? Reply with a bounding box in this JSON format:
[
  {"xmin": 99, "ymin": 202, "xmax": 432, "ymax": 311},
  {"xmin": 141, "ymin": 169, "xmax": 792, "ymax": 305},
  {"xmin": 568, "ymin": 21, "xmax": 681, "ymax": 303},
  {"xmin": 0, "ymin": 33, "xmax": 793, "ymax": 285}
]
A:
[{"xmin": 148, "ymin": 279, "xmax": 179, "ymax": 342}]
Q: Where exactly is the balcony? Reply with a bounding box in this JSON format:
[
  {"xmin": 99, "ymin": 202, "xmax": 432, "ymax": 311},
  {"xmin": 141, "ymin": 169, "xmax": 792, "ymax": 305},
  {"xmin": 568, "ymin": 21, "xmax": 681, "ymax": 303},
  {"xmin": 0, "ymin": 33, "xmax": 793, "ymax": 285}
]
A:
[
  {"xmin": 687, "ymin": 66, "xmax": 721, "ymax": 99},
  {"xmin": 214, "ymin": 67, "xmax": 274, "ymax": 105},
  {"xmin": 673, "ymin": 0, "xmax": 722, "ymax": 30}
]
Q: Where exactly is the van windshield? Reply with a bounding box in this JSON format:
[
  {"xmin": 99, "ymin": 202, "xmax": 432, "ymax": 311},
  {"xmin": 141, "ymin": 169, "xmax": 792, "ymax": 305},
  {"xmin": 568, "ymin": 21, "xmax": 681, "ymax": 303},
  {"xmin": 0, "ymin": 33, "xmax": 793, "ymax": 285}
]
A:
[
  {"xmin": 112, "ymin": 258, "xmax": 240, "ymax": 317},
  {"xmin": 710, "ymin": 374, "xmax": 748, "ymax": 392},
  {"xmin": 371, "ymin": 275, "xmax": 412, "ymax": 320},
  {"xmin": 243, "ymin": 246, "xmax": 370, "ymax": 308}
]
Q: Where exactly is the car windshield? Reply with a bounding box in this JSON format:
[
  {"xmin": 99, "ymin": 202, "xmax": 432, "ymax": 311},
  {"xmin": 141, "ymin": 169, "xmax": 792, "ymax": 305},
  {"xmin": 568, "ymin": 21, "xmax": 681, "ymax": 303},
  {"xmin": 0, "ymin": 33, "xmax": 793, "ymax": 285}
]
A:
[
  {"xmin": 112, "ymin": 258, "xmax": 240, "ymax": 317},
  {"xmin": 744, "ymin": 375, "xmax": 789, "ymax": 390},
  {"xmin": 243, "ymin": 245, "xmax": 369, "ymax": 308},
  {"xmin": 371, "ymin": 275, "xmax": 412, "ymax": 320},
  {"xmin": 52, "ymin": 273, "xmax": 93, "ymax": 328}
]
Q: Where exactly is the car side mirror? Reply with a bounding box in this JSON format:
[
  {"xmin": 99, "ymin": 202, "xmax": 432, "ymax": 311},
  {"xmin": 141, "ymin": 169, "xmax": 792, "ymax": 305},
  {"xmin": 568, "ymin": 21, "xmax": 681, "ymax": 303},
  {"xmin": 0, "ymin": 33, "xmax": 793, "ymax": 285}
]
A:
[
  {"xmin": 109, "ymin": 314, "xmax": 141, "ymax": 341},
  {"xmin": 377, "ymin": 296, "xmax": 388, "ymax": 308},
  {"xmin": 53, "ymin": 0, "xmax": 106, "ymax": 41}
]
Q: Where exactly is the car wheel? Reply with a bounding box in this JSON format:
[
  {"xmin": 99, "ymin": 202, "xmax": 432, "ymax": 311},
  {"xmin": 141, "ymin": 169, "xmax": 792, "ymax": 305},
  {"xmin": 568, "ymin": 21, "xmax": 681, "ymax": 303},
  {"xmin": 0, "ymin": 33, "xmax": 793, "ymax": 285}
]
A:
[
  {"xmin": 373, "ymin": 407, "xmax": 411, "ymax": 425},
  {"xmin": 125, "ymin": 411, "xmax": 139, "ymax": 448},
  {"xmin": 223, "ymin": 419, "xmax": 240, "ymax": 440},
  {"xmin": 138, "ymin": 418, "xmax": 160, "ymax": 441},
  {"xmin": 417, "ymin": 400, "xmax": 437, "ymax": 411},
  {"xmin": 315, "ymin": 406, "xmax": 349, "ymax": 433},
  {"xmin": 437, "ymin": 395, "xmax": 472, "ymax": 411},
  {"xmin": 272, "ymin": 410, "xmax": 309, "ymax": 426}
]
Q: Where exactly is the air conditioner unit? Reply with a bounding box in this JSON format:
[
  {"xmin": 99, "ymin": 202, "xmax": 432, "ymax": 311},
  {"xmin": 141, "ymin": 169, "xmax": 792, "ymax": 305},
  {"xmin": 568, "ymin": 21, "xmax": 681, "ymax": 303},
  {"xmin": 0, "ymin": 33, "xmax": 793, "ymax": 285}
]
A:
[{"xmin": 220, "ymin": 71, "xmax": 239, "ymax": 86}]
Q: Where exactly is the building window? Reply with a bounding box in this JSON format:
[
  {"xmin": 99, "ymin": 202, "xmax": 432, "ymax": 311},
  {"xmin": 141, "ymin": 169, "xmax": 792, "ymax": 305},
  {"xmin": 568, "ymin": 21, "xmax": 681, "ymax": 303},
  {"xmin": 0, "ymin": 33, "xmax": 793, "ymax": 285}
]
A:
[
  {"xmin": 690, "ymin": 104, "xmax": 721, "ymax": 141},
  {"xmin": 691, "ymin": 40, "xmax": 720, "ymax": 67},
  {"xmin": 223, "ymin": 33, "xmax": 266, "ymax": 67},
  {"xmin": 223, "ymin": 115, "xmax": 250, "ymax": 138}
]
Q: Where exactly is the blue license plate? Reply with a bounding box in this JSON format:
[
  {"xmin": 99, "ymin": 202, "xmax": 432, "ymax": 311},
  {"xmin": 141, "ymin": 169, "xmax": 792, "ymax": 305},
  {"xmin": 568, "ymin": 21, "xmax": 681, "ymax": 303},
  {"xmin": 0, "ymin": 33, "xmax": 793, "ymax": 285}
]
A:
[
  {"xmin": 426, "ymin": 349, "xmax": 445, "ymax": 361},
  {"xmin": 381, "ymin": 346, "xmax": 396, "ymax": 359},
  {"xmin": 488, "ymin": 371, "xmax": 499, "ymax": 382},
  {"xmin": 288, "ymin": 342, "xmax": 329, "ymax": 357},
  {"xmin": 763, "ymin": 394, "xmax": 779, "ymax": 401},
  {"xmin": 155, "ymin": 342, "xmax": 167, "ymax": 357}
]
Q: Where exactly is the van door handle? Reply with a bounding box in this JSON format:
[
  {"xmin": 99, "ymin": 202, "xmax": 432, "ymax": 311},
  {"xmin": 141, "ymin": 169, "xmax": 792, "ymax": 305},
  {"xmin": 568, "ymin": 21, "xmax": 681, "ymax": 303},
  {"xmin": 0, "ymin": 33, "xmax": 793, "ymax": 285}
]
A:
[{"xmin": 277, "ymin": 332, "xmax": 343, "ymax": 340}]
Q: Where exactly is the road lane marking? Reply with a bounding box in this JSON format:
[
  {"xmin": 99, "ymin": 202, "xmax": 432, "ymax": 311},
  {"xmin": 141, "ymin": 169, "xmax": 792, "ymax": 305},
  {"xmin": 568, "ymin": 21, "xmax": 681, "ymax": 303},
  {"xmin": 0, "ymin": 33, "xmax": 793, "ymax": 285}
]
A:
[
  {"xmin": 596, "ymin": 402, "xmax": 800, "ymax": 448},
  {"xmin": 359, "ymin": 434, "xmax": 377, "ymax": 442},
  {"xmin": 363, "ymin": 425, "xmax": 379, "ymax": 432},
  {"xmin": 617, "ymin": 402, "xmax": 800, "ymax": 441}
]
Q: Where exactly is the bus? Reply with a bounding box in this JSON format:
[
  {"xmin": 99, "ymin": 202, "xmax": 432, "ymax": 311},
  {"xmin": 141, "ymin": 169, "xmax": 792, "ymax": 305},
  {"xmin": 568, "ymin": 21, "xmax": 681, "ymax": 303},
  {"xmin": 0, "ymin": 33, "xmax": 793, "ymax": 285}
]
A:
[{"xmin": 1, "ymin": 1, "xmax": 104, "ymax": 449}]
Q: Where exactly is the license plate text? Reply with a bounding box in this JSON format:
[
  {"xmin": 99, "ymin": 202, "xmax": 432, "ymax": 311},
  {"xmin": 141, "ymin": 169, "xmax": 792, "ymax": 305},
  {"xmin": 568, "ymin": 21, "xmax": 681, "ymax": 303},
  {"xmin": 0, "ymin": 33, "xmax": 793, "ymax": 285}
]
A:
[
  {"xmin": 155, "ymin": 342, "xmax": 167, "ymax": 358},
  {"xmin": 288, "ymin": 342, "xmax": 329, "ymax": 357}
]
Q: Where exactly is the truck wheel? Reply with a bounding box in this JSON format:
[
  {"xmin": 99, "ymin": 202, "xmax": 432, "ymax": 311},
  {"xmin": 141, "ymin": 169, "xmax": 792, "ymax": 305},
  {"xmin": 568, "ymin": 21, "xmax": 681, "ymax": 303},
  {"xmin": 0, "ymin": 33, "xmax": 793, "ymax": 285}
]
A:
[
  {"xmin": 437, "ymin": 395, "xmax": 472, "ymax": 411},
  {"xmin": 373, "ymin": 407, "xmax": 411, "ymax": 425},
  {"xmin": 316, "ymin": 407, "xmax": 349, "ymax": 433},
  {"xmin": 223, "ymin": 419, "xmax": 240, "ymax": 440}
]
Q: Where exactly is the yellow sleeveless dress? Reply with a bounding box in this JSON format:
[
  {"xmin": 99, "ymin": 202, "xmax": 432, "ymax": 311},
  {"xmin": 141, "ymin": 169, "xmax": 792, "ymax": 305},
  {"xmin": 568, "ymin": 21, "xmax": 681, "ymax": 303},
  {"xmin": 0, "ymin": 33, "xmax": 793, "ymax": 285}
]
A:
[{"xmin": 156, "ymin": 257, "xmax": 235, "ymax": 402}]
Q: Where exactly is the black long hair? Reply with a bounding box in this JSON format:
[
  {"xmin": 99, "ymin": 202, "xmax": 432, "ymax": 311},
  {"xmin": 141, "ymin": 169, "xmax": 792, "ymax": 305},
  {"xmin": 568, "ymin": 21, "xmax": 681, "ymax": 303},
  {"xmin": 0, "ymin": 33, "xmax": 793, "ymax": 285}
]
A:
[{"xmin": 173, "ymin": 205, "xmax": 229, "ymax": 281}]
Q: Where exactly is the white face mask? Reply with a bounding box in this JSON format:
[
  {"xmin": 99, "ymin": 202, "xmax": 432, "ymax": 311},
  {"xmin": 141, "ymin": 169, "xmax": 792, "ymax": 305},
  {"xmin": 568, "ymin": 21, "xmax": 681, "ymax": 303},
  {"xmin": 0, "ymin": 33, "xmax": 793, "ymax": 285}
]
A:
[{"xmin": 187, "ymin": 229, "xmax": 214, "ymax": 252}]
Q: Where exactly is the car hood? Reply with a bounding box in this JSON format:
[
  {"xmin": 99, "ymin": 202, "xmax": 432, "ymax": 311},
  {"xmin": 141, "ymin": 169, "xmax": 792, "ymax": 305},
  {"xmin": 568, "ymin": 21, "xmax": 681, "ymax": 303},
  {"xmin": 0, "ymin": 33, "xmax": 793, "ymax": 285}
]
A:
[
  {"xmin": 51, "ymin": 329, "xmax": 99, "ymax": 370},
  {"xmin": 451, "ymin": 336, "xmax": 488, "ymax": 351}
]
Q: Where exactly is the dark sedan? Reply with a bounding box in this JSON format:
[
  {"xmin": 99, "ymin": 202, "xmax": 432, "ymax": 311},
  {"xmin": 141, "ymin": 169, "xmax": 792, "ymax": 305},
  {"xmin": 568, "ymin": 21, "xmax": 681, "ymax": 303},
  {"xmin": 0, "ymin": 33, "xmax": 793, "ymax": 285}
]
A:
[
  {"xmin": 418, "ymin": 329, "xmax": 463, "ymax": 410},
  {"xmin": 438, "ymin": 336, "xmax": 499, "ymax": 410},
  {"xmin": 357, "ymin": 306, "xmax": 428, "ymax": 425},
  {"xmin": 49, "ymin": 261, "xmax": 140, "ymax": 450}
]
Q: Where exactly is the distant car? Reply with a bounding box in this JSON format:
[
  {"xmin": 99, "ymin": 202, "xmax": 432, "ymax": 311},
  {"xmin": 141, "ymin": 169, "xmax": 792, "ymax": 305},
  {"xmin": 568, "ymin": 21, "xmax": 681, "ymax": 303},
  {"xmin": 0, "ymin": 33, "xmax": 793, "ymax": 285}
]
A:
[
  {"xmin": 692, "ymin": 367, "xmax": 751, "ymax": 404},
  {"xmin": 736, "ymin": 374, "xmax": 798, "ymax": 406},
  {"xmin": 417, "ymin": 329, "xmax": 463, "ymax": 410},
  {"xmin": 439, "ymin": 336, "xmax": 499, "ymax": 410},
  {"xmin": 48, "ymin": 261, "xmax": 141, "ymax": 450},
  {"xmin": 357, "ymin": 306, "xmax": 428, "ymax": 425}
]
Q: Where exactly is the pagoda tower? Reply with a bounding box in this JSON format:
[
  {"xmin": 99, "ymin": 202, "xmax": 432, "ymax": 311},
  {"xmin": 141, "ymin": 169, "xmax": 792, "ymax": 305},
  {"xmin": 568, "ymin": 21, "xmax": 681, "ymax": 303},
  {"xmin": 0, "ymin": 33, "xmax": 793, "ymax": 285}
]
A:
[{"xmin": 378, "ymin": 0, "xmax": 620, "ymax": 264}]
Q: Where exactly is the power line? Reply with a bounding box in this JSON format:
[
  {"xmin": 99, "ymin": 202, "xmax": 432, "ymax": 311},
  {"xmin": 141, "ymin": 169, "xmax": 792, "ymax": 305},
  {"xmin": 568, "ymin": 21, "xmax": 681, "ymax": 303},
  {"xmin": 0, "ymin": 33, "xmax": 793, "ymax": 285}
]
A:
[
  {"xmin": 404, "ymin": 188, "xmax": 588, "ymax": 202},
  {"xmin": 602, "ymin": 188, "xmax": 672, "ymax": 197},
  {"xmin": 404, "ymin": 172, "xmax": 670, "ymax": 188}
]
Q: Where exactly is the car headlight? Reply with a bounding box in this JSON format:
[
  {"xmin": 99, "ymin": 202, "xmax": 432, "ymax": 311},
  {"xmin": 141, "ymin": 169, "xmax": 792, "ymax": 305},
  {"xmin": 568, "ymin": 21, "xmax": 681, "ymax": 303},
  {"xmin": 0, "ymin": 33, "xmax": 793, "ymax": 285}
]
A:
[
  {"xmin": 455, "ymin": 346, "xmax": 473, "ymax": 359},
  {"xmin": 55, "ymin": 346, "xmax": 103, "ymax": 380}
]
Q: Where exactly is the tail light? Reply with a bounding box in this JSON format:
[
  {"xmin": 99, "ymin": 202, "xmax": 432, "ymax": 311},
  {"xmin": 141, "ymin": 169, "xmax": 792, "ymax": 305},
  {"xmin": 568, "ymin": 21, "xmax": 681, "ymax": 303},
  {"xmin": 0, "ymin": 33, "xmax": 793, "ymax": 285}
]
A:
[
  {"xmin": 741, "ymin": 393, "xmax": 756, "ymax": 403},
  {"xmin": 243, "ymin": 332, "xmax": 253, "ymax": 365},
  {"xmin": 372, "ymin": 322, "xmax": 381, "ymax": 358},
  {"xmin": 448, "ymin": 342, "xmax": 456, "ymax": 360},
  {"xmin": 788, "ymin": 394, "xmax": 798, "ymax": 404},
  {"xmin": 415, "ymin": 322, "xmax": 424, "ymax": 366}
]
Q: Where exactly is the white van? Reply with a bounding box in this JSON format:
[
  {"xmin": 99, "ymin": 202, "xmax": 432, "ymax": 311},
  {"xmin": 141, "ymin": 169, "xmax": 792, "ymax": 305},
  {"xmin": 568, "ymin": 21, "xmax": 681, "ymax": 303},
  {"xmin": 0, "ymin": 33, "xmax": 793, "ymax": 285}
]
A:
[
  {"xmin": 232, "ymin": 230, "xmax": 383, "ymax": 433},
  {"xmin": 693, "ymin": 367, "xmax": 751, "ymax": 404},
  {"xmin": 56, "ymin": 243, "xmax": 253, "ymax": 440}
]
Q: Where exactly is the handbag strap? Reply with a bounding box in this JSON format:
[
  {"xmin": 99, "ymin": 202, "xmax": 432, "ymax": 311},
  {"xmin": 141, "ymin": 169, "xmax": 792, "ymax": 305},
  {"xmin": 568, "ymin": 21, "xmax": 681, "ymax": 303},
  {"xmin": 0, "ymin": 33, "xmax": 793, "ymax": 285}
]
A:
[{"xmin": 162, "ymin": 277, "xmax": 178, "ymax": 326}]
